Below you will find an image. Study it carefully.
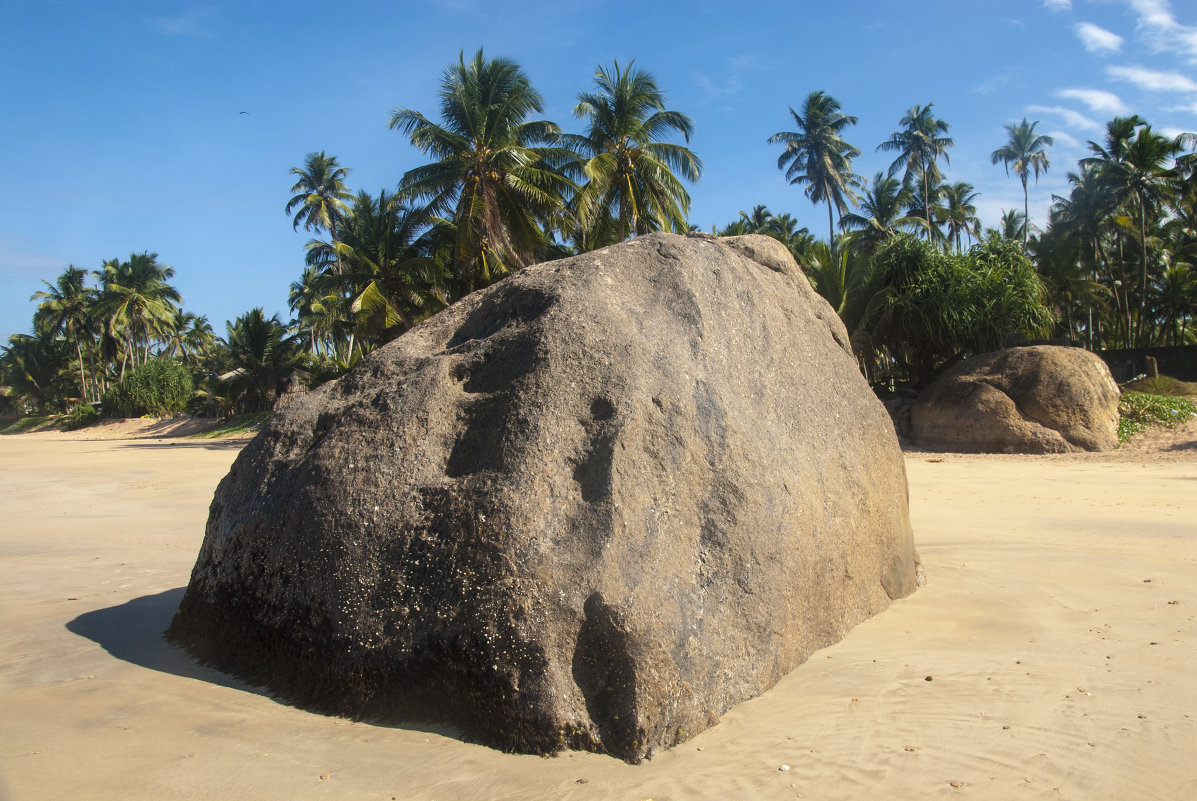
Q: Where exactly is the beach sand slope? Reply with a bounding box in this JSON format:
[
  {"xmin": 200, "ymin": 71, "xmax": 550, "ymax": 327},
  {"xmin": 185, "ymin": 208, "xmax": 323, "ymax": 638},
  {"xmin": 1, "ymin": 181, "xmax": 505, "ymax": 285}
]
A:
[{"xmin": 1, "ymin": 425, "xmax": 1194, "ymax": 800}]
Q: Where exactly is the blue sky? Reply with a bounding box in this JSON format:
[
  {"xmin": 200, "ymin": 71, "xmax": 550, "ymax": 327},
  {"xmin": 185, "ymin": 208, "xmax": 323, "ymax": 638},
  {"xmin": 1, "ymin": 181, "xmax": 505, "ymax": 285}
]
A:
[{"xmin": 3, "ymin": 0, "xmax": 1195, "ymax": 344}]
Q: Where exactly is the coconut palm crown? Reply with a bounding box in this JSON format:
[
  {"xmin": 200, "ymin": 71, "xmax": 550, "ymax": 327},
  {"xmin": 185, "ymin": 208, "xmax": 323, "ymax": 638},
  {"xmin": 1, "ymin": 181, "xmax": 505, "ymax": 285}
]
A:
[
  {"xmin": 991, "ymin": 118, "xmax": 1053, "ymax": 246},
  {"xmin": 769, "ymin": 90, "xmax": 862, "ymax": 249},
  {"xmin": 285, "ymin": 152, "xmax": 353, "ymax": 240},
  {"xmin": 390, "ymin": 49, "xmax": 575, "ymax": 290},
  {"xmin": 562, "ymin": 60, "xmax": 703, "ymax": 243},
  {"xmin": 878, "ymin": 104, "xmax": 954, "ymax": 233}
]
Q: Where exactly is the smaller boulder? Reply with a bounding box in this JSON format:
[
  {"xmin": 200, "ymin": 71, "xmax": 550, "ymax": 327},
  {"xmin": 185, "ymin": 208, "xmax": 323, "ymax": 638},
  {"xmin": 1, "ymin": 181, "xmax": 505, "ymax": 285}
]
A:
[{"xmin": 911, "ymin": 346, "xmax": 1120, "ymax": 453}]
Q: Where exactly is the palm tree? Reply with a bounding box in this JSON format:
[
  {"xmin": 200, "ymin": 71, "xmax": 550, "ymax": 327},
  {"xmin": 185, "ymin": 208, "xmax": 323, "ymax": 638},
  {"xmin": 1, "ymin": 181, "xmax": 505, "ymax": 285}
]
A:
[
  {"xmin": 764, "ymin": 212, "xmax": 815, "ymax": 262},
  {"xmin": 1081, "ymin": 116, "xmax": 1146, "ymax": 174},
  {"xmin": 1077, "ymin": 117, "xmax": 1151, "ymax": 345},
  {"xmin": 905, "ymin": 181, "xmax": 949, "ymax": 248},
  {"xmin": 739, "ymin": 204, "xmax": 774, "ymax": 234},
  {"xmin": 390, "ymin": 49, "xmax": 574, "ymax": 290},
  {"xmin": 162, "ymin": 310, "xmax": 216, "ymax": 366},
  {"xmin": 1151, "ymin": 262, "xmax": 1195, "ymax": 345},
  {"xmin": 715, "ymin": 218, "xmax": 751, "ymax": 236},
  {"xmin": 769, "ymin": 91, "xmax": 862, "ymax": 252},
  {"xmin": 289, "ymin": 264, "xmax": 336, "ymax": 355},
  {"xmin": 291, "ymin": 272, "xmax": 356, "ymax": 359},
  {"xmin": 1051, "ymin": 167, "xmax": 1118, "ymax": 346},
  {"xmin": 994, "ymin": 209, "xmax": 1029, "ymax": 242},
  {"xmin": 990, "ymin": 118, "xmax": 1053, "ymax": 247},
  {"xmin": 31, "ymin": 266, "xmax": 98, "ymax": 401},
  {"xmin": 563, "ymin": 60, "xmax": 702, "ymax": 243},
  {"xmin": 94, "ymin": 253, "xmax": 182, "ymax": 376},
  {"xmin": 1031, "ymin": 225, "xmax": 1109, "ymax": 343},
  {"xmin": 877, "ymin": 104, "xmax": 954, "ymax": 231},
  {"xmin": 298, "ymin": 190, "xmax": 456, "ymax": 353},
  {"xmin": 335, "ymin": 189, "xmax": 449, "ymax": 343},
  {"xmin": 222, "ymin": 309, "xmax": 304, "ymax": 413},
  {"xmin": 802, "ymin": 240, "xmax": 888, "ymax": 363},
  {"xmin": 0, "ymin": 333, "xmax": 72, "ymax": 414},
  {"xmin": 840, "ymin": 172, "xmax": 925, "ymax": 253},
  {"xmin": 285, "ymin": 152, "xmax": 353, "ymax": 241},
  {"xmin": 1107, "ymin": 125, "xmax": 1182, "ymax": 345},
  {"xmin": 940, "ymin": 182, "xmax": 982, "ymax": 253},
  {"xmin": 1080, "ymin": 118, "xmax": 1186, "ymax": 345}
]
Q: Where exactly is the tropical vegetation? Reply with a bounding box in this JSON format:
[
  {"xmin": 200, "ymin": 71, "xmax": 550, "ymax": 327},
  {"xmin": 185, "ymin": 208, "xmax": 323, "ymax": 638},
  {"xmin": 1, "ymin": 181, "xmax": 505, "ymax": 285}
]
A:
[{"xmin": 3, "ymin": 49, "xmax": 1196, "ymax": 430}]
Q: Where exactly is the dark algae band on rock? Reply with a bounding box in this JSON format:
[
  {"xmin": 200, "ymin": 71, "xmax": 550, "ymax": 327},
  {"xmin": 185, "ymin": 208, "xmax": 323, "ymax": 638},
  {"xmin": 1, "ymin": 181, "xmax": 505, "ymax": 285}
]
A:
[{"xmin": 168, "ymin": 232, "xmax": 922, "ymax": 763}]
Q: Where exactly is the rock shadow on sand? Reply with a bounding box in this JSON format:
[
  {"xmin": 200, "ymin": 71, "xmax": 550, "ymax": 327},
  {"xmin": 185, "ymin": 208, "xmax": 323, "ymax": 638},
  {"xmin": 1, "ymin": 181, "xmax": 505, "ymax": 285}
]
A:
[
  {"xmin": 65, "ymin": 589, "xmax": 467, "ymax": 742},
  {"xmin": 114, "ymin": 440, "xmax": 248, "ymax": 452},
  {"xmin": 65, "ymin": 588, "xmax": 250, "ymax": 691}
]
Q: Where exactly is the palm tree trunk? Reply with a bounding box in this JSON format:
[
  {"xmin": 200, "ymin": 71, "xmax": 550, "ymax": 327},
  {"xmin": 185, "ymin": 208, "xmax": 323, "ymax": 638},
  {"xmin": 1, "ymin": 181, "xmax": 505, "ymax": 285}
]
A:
[
  {"xmin": 1022, "ymin": 176, "xmax": 1030, "ymax": 248},
  {"xmin": 924, "ymin": 172, "xmax": 932, "ymax": 244},
  {"xmin": 827, "ymin": 202, "xmax": 835, "ymax": 258},
  {"xmin": 1137, "ymin": 201, "xmax": 1149, "ymax": 348},
  {"xmin": 75, "ymin": 341, "xmax": 88, "ymax": 405}
]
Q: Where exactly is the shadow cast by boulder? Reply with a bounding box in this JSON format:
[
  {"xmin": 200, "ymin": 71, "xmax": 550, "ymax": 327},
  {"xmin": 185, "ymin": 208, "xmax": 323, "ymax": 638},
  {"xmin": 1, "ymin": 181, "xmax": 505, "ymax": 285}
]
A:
[
  {"xmin": 65, "ymin": 588, "xmax": 250, "ymax": 691},
  {"xmin": 115, "ymin": 440, "xmax": 248, "ymax": 452},
  {"xmin": 66, "ymin": 589, "xmax": 466, "ymax": 742}
]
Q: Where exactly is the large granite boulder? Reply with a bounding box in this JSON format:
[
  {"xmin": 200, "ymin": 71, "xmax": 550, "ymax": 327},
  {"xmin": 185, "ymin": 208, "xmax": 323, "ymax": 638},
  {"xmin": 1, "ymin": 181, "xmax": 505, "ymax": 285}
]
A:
[
  {"xmin": 169, "ymin": 232, "xmax": 920, "ymax": 762},
  {"xmin": 911, "ymin": 345, "xmax": 1120, "ymax": 453}
]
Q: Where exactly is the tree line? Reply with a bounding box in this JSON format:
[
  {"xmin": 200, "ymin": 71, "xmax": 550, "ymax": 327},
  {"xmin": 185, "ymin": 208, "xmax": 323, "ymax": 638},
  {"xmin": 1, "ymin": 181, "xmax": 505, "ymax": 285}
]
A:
[
  {"xmin": 0, "ymin": 248, "xmax": 300, "ymax": 417},
  {"xmin": 4, "ymin": 48, "xmax": 1196, "ymax": 418}
]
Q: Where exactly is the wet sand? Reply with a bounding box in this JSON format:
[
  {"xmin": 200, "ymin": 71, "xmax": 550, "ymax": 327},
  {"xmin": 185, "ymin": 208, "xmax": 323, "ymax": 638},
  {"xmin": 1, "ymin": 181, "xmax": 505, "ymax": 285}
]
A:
[{"xmin": 1, "ymin": 426, "xmax": 1195, "ymax": 800}]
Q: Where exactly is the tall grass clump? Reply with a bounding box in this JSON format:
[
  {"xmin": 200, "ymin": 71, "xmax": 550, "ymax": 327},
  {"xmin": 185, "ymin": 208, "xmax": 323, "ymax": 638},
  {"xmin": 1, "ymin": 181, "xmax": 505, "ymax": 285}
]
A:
[{"xmin": 102, "ymin": 358, "xmax": 193, "ymax": 417}]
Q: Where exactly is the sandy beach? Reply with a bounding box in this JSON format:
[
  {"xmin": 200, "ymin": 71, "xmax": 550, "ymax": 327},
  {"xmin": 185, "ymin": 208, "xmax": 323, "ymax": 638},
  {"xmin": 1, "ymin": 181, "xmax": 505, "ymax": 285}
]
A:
[{"xmin": 1, "ymin": 422, "xmax": 1195, "ymax": 800}]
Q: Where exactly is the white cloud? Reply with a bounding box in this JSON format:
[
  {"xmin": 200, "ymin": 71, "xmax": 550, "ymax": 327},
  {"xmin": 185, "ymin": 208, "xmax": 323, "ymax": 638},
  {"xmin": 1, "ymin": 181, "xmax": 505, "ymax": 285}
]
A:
[
  {"xmin": 1127, "ymin": 0, "xmax": 1197, "ymax": 63},
  {"xmin": 1160, "ymin": 126, "xmax": 1194, "ymax": 138},
  {"xmin": 1163, "ymin": 101, "xmax": 1197, "ymax": 113},
  {"xmin": 1027, "ymin": 104, "xmax": 1101, "ymax": 131},
  {"xmin": 1055, "ymin": 88, "xmax": 1129, "ymax": 114},
  {"xmin": 1129, "ymin": 0, "xmax": 1173, "ymax": 28},
  {"xmin": 728, "ymin": 53, "xmax": 761, "ymax": 72},
  {"xmin": 1044, "ymin": 0, "xmax": 1071, "ymax": 11},
  {"xmin": 145, "ymin": 7, "xmax": 218, "ymax": 38},
  {"xmin": 694, "ymin": 72, "xmax": 742, "ymax": 101},
  {"xmin": 972, "ymin": 75, "xmax": 1008, "ymax": 95},
  {"xmin": 696, "ymin": 54, "xmax": 760, "ymax": 103},
  {"xmin": 1075, "ymin": 22, "xmax": 1123, "ymax": 53},
  {"xmin": 1046, "ymin": 130, "xmax": 1082, "ymax": 149},
  {"xmin": 1106, "ymin": 64, "xmax": 1197, "ymax": 92}
]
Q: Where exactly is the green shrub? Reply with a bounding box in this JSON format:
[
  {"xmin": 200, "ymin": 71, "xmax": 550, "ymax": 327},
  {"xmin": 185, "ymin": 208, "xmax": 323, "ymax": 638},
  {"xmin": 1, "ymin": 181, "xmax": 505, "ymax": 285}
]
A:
[
  {"xmin": 1118, "ymin": 391, "xmax": 1197, "ymax": 443},
  {"xmin": 62, "ymin": 403, "xmax": 99, "ymax": 431},
  {"xmin": 102, "ymin": 358, "xmax": 193, "ymax": 417},
  {"xmin": 872, "ymin": 234, "xmax": 1053, "ymax": 388}
]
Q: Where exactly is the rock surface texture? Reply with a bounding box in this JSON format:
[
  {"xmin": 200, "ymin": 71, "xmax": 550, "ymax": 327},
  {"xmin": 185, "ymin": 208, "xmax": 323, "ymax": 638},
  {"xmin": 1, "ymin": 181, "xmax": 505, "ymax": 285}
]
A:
[
  {"xmin": 911, "ymin": 345, "xmax": 1121, "ymax": 453},
  {"xmin": 169, "ymin": 232, "xmax": 920, "ymax": 762}
]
